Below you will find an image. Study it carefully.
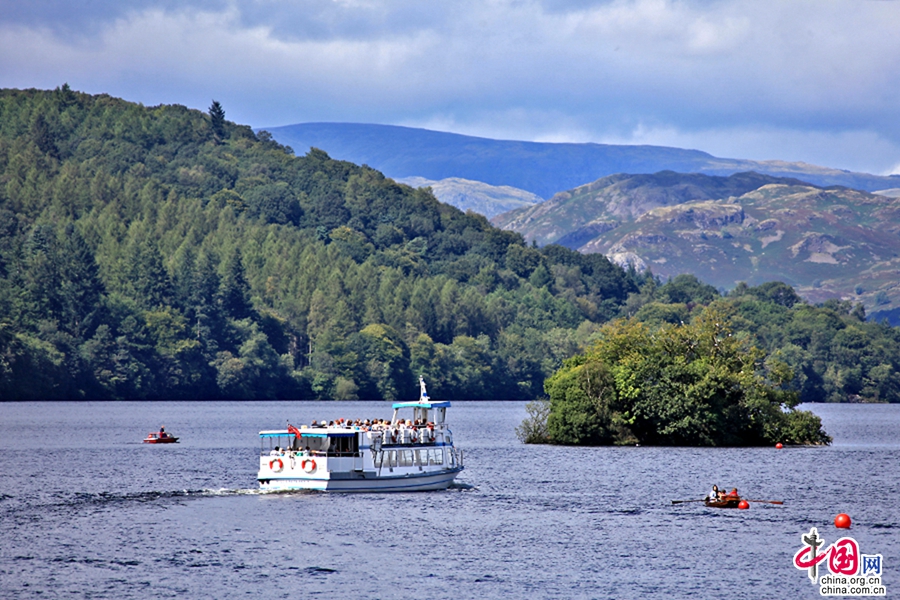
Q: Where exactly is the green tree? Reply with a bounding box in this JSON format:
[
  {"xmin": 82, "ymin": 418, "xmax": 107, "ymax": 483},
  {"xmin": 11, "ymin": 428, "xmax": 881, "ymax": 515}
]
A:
[
  {"xmin": 219, "ymin": 247, "xmax": 252, "ymax": 320},
  {"xmin": 355, "ymin": 323, "xmax": 414, "ymax": 401},
  {"xmin": 209, "ymin": 100, "xmax": 226, "ymax": 139},
  {"xmin": 515, "ymin": 399, "xmax": 551, "ymax": 444}
]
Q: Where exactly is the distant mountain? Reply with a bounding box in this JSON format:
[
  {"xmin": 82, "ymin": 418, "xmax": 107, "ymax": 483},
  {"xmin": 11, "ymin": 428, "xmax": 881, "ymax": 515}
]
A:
[
  {"xmin": 492, "ymin": 171, "xmax": 900, "ymax": 318},
  {"xmin": 395, "ymin": 176, "xmax": 542, "ymax": 218},
  {"xmin": 263, "ymin": 122, "xmax": 900, "ymax": 199}
]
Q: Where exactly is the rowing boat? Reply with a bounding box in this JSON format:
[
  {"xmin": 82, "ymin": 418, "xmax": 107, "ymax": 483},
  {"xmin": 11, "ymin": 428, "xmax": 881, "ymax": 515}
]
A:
[{"xmin": 704, "ymin": 497, "xmax": 741, "ymax": 508}]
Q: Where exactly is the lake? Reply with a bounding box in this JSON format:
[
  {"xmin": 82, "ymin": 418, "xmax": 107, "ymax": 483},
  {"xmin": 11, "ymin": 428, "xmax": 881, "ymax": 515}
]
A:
[{"xmin": 1, "ymin": 401, "xmax": 896, "ymax": 599}]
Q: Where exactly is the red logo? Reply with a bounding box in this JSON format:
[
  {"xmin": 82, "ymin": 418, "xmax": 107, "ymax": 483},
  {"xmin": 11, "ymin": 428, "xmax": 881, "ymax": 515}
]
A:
[{"xmin": 793, "ymin": 528, "xmax": 859, "ymax": 582}]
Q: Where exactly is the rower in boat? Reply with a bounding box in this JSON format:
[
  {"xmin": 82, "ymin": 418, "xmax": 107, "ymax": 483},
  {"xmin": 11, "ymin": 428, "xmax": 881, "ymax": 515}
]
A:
[
  {"xmin": 705, "ymin": 485, "xmax": 741, "ymax": 508},
  {"xmin": 143, "ymin": 425, "xmax": 179, "ymax": 443}
]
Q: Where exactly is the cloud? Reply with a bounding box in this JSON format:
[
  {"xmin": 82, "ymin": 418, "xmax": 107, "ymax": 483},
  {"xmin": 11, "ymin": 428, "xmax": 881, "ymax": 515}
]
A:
[{"xmin": 1, "ymin": 0, "xmax": 899, "ymax": 174}]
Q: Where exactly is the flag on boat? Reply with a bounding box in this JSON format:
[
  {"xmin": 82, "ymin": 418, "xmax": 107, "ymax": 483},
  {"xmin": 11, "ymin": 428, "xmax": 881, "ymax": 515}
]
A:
[
  {"xmin": 287, "ymin": 424, "xmax": 301, "ymax": 437},
  {"xmin": 419, "ymin": 376, "xmax": 429, "ymax": 401}
]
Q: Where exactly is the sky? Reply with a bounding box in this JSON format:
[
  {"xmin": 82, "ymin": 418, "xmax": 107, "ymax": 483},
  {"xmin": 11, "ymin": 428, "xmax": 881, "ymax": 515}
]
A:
[{"xmin": 2, "ymin": 0, "xmax": 900, "ymax": 176}]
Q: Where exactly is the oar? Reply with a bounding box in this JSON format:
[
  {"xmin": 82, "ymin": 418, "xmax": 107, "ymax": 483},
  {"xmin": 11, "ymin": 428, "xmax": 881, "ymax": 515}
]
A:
[
  {"xmin": 746, "ymin": 499, "xmax": 784, "ymax": 505},
  {"xmin": 671, "ymin": 499, "xmax": 708, "ymax": 505}
]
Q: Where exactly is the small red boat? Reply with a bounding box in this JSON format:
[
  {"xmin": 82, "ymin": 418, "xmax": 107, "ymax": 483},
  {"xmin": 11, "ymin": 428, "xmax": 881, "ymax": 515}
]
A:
[
  {"xmin": 705, "ymin": 497, "xmax": 742, "ymax": 508},
  {"xmin": 705, "ymin": 487, "xmax": 742, "ymax": 508},
  {"xmin": 143, "ymin": 427, "xmax": 178, "ymax": 444}
]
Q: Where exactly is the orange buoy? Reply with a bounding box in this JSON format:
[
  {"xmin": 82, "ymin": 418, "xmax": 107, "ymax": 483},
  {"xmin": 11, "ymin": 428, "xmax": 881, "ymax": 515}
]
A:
[
  {"xmin": 835, "ymin": 513, "xmax": 851, "ymax": 529},
  {"xmin": 738, "ymin": 500, "xmax": 750, "ymax": 509},
  {"xmin": 775, "ymin": 443, "xmax": 783, "ymax": 449}
]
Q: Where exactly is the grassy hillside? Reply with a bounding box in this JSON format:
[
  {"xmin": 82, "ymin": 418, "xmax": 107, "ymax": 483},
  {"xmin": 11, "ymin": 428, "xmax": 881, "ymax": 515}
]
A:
[
  {"xmin": 264, "ymin": 122, "xmax": 900, "ymax": 199},
  {"xmin": 493, "ymin": 172, "xmax": 900, "ymax": 317},
  {"xmin": 0, "ymin": 87, "xmax": 639, "ymax": 400}
]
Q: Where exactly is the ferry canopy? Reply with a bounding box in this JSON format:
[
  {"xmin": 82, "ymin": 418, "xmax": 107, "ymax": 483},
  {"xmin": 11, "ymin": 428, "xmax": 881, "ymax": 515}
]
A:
[
  {"xmin": 259, "ymin": 430, "xmax": 356, "ymax": 438},
  {"xmin": 392, "ymin": 401, "xmax": 451, "ymax": 409}
]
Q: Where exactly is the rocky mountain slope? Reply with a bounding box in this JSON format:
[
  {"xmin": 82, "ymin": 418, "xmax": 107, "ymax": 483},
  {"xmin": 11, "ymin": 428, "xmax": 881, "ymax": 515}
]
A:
[
  {"xmin": 395, "ymin": 176, "xmax": 542, "ymax": 217},
  {"xmin": 492, "ymin": 172, "xmax": 900, "ymax": 318}
]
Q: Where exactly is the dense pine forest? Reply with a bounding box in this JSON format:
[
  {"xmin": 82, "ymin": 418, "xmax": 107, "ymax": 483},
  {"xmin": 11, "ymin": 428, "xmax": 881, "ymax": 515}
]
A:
[
  {"xmin": 0, "ymin": 87, "xmax": 640, "ymax": 400},
  {"xmin": 1, "ymin": 87, "xmax": 898, "ymax": 402}
]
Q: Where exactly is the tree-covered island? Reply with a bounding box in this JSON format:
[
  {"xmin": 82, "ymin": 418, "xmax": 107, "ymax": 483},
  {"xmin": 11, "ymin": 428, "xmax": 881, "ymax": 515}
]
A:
[{"xmin": 518, "ymin": 303, "xmax": 832, "ymax": 446}]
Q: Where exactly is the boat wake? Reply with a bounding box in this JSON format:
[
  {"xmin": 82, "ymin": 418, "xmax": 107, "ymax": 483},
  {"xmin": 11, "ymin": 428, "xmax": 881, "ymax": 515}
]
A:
[
  {"xmin": 2, "ymin": 487, "xmax": 266, "ymax": 516},
  {"xmin": 63, "ymin": 488, "xmax": 256, "ymax": 506},
  {"xmin": 447, "ymin": 481, "xmax": 477, "ymax": 491}
]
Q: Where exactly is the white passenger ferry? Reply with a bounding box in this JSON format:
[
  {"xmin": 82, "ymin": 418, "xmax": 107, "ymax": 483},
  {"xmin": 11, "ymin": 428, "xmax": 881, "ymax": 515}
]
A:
[{"xmin": 257, "ymin": 378, "xmax": 464, "ymax": 492}]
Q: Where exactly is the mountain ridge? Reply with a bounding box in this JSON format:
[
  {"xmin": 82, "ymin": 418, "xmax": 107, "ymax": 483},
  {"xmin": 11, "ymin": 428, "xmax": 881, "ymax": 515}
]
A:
[{"xmin": 264, "ymin": 122, "xmax": 900, "ymax": 199}]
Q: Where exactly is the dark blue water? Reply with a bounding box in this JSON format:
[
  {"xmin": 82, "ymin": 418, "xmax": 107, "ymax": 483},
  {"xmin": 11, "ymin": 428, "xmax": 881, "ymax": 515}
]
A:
[{"xmin": 1, "ymin": 401, "xmax": 897, "ymax": 599}]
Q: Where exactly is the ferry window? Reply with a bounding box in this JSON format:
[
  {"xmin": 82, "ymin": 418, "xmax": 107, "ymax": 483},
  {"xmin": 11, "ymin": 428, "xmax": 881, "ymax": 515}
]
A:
[
  {"xmin": 387, "ymin": 450, "xmax": 397, "ymax": 468},
  {"xmin": 399, "ymin": 450, "xmax": 414, "ymax": 467},
  {"xmin": 415, "ymin": 450, "xmax": 427, "ymax": 466},
  {"xmin": 428, "ymin": 449, "xmax": 444, "ymax": 465},
  {"xmin": 301, "ymin": 437, "xmax": 328, "ymax": 455},
  {"xmin": 325, "ymin": 436, "xmax": 360, "ymax": 457}
]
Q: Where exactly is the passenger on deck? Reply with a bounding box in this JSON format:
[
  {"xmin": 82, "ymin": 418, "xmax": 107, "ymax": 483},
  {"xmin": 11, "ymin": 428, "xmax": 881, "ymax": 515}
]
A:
[{"xmin": 270, "ymin": 446, "xmax": 281, "ymax": 456}]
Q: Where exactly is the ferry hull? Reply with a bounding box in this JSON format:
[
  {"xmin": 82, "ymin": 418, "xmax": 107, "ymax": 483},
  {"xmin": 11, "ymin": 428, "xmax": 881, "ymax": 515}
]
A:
[{"xmin": 259, "ymin": 467, "xmax": 463, "ymax": 493}]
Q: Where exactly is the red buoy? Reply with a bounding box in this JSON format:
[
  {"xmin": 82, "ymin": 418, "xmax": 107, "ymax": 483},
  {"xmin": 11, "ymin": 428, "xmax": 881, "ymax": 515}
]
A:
[
  {"xmin": 738, "ymin": 500, "xmax": 750, "ymax": 510},
  {"xmin": 835, "ymin": 513, "xmax": 851, "ymax": 529},
  {"xmin": 775, "ymin": 443, "xmax": 783, "ymax": 449}
]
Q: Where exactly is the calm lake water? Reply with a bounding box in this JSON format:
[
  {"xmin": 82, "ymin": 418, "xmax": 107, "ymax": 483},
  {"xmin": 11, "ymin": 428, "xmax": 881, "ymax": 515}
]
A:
[{"xmin": 1, "ymin": 401, "xmax": 897, "ymax": 599}]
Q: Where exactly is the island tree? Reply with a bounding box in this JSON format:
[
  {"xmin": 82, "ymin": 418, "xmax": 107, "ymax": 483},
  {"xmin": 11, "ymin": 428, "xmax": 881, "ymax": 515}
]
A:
[{"xmin": 525, "ymin": 305, "xmax": 831, "ymax": 446}]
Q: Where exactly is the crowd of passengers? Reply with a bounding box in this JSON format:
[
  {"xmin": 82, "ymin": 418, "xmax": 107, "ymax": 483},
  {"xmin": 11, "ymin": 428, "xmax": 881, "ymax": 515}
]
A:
[
  {"xmin": 268, "ymin": 418, "xmax": 441, "ymax": 457},
  {"xmin": 308, "ymin": 418, "xmax": 437, "ymax": 431},
  {"xmin": 317, "ymin": 418, "xmax": 440, "ymax": 444}
]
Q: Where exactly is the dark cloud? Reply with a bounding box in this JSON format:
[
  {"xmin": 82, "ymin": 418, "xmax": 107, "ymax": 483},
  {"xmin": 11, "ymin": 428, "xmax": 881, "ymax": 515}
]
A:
[
  {"xmin": 236, "ymin": 1, "xmax": 450, "ymax": 42},
  {"xmin": 0, "ymin": 0, "xmax": 227, "ymax": 36},
  {"xmin": 1, "ymin": 0, "xmax": 899, "ymax": 174}
]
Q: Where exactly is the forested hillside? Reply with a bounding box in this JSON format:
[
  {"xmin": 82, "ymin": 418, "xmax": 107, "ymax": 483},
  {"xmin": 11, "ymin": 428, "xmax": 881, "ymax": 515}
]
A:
[
  {"xmin": 627, "ymin": 276, "xmax": 900, "ymax": 404},
  {"xmin": 0, "ymin": 87, "xmax": 640, "ymax": 400}
]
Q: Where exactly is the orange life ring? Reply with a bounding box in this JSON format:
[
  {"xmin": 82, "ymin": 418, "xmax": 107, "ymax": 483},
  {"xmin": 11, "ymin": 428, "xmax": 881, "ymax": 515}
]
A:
[
  {"xmin": 269, "ymin": 458, "xmax": 284, "ymax": 472},
  {"xmin": 302, "ymin": 459, "xmax": 317, "ymax": 473}
]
